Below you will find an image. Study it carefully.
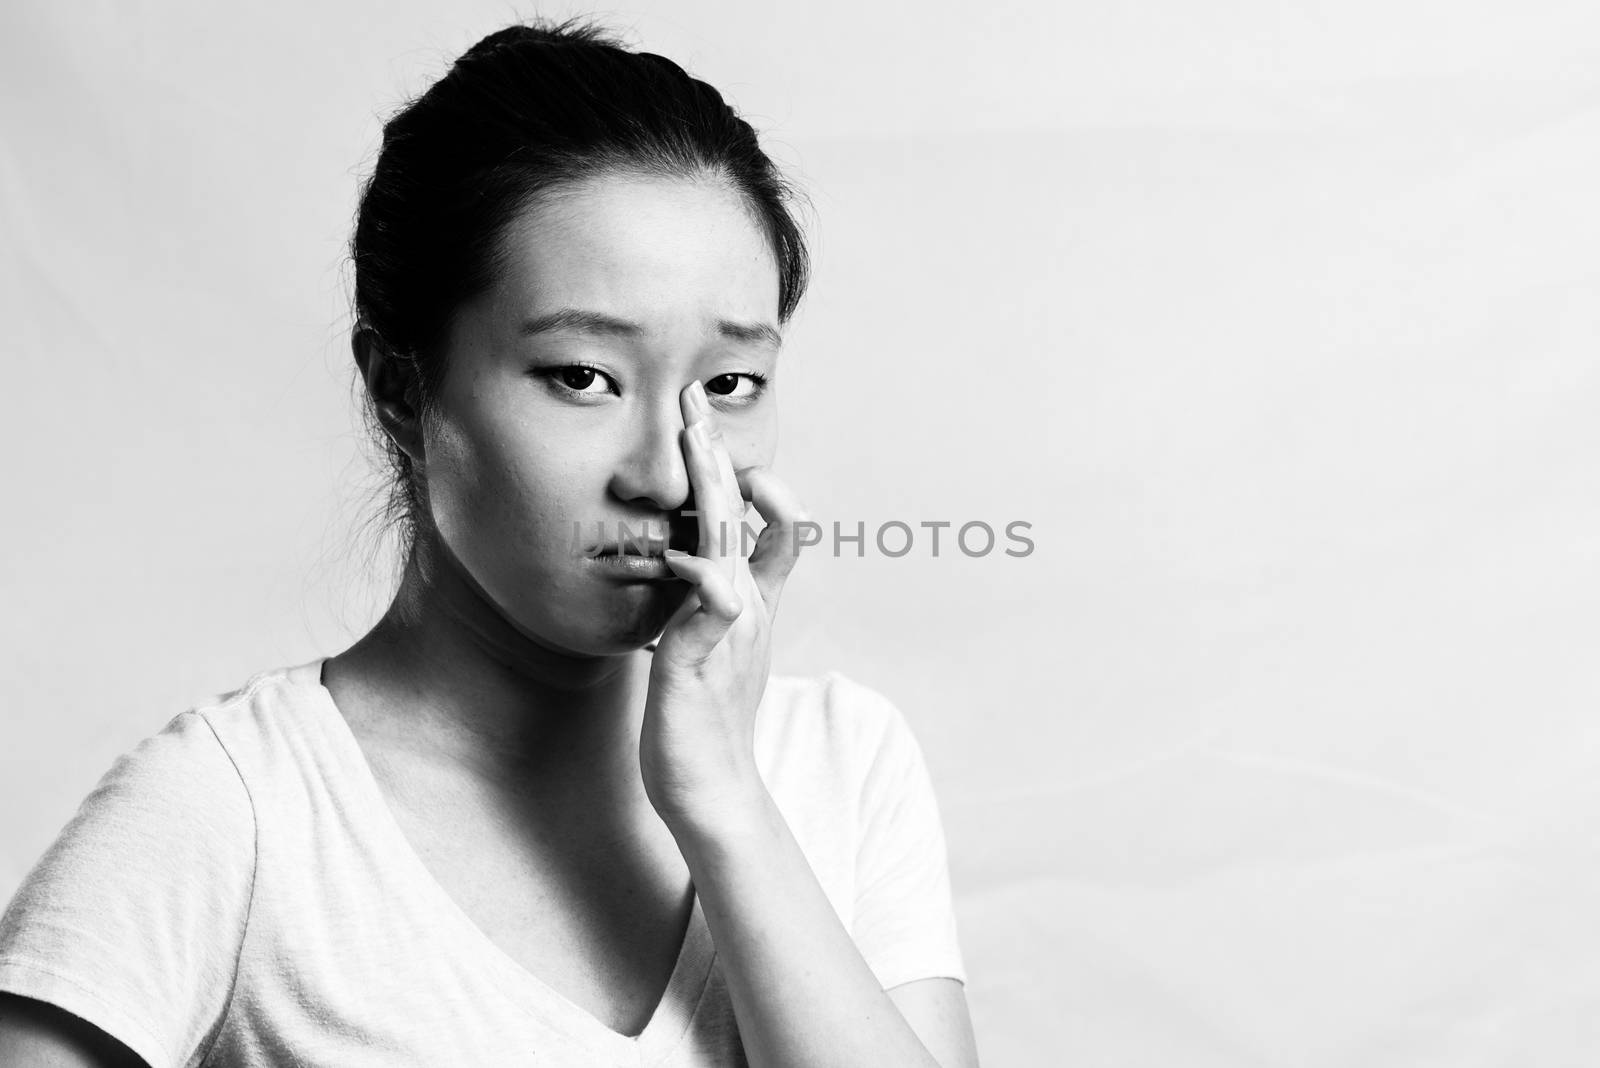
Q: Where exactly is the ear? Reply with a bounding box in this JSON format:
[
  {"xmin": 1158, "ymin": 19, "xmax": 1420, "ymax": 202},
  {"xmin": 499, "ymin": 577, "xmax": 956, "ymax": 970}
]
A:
[{"xmin": 353, "ymin": 327, "xmax": 425, "ymax": 465}]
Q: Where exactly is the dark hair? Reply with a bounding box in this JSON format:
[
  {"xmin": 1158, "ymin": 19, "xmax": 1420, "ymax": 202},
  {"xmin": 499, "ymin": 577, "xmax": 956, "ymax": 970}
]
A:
[{"xmin": 348, "ymin": 16, "xmax": 810, "ymax": 562}]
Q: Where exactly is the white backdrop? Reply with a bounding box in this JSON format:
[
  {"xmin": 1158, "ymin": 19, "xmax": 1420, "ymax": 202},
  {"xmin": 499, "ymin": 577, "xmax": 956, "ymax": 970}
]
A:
[{"xmin": 4, "ymin": 2, "xmax": 1599, "ymax": 1064}]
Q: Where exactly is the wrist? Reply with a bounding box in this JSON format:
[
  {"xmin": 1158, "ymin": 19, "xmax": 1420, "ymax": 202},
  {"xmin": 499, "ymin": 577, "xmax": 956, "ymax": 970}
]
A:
[{"xmin": 655, "ymin": 774, "xmax": 780, "ymax": 856}]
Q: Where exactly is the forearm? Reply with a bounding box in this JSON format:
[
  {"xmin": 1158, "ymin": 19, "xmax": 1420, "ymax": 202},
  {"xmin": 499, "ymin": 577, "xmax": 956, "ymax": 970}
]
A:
[{"xmin": 665, "ymin": 786, "xmax": 944, "ymax": 1068}]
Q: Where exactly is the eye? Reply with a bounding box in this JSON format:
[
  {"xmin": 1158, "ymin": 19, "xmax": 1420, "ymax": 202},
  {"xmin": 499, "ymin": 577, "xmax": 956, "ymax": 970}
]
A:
[
  {"xmin": 703, "ymin": 373, "xmax": 769, "ymax": 405},
  {"xmin": 534, "ymin": 364, "xmax": 618, "ymax": 399}
]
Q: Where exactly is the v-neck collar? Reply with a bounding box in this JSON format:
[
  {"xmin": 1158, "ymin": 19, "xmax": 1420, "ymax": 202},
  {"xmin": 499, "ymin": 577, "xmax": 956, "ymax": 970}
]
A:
[{"xmin": 284, "ymin": 656, "xmax": 717, "ymax": 1063}]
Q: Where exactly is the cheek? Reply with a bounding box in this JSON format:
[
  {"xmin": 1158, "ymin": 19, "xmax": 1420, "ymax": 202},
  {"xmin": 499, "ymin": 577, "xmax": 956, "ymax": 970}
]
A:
[
  {"xmin": 423, "ymin": 415, "xmax": 574, "ymax": 565},
  {"xmin": 725, "ymin": 413, "xmax": 779, "ymax": 470}
]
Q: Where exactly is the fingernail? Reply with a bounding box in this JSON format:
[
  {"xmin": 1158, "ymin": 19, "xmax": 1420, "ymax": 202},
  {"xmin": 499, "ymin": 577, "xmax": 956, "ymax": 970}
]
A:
[
  {"xmin": 664, "ymin": 548, "xmax": 689, "ymax": 559},
  {"xmin": 689, "ymin": 379, "xmax": 708, "ymax": 414}
]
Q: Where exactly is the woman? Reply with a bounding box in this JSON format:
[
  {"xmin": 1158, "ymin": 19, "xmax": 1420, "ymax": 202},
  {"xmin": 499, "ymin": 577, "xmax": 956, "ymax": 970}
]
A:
[{"xmin": 0, "ymin": 17, "xmax": 979, "ymax": 1068}]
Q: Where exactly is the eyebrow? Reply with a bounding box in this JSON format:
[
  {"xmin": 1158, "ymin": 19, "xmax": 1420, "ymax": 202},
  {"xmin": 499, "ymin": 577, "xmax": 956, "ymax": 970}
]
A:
[{"xmin": 519, "ymin": 308, "xmax": 782, "ymax": 350}]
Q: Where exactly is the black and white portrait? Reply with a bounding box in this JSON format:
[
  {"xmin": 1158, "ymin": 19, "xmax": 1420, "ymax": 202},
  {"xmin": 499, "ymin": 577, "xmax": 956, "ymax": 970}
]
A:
[{"xmin": 2, "ymin": 3, "xmax": 1595, "ymax": 1066}]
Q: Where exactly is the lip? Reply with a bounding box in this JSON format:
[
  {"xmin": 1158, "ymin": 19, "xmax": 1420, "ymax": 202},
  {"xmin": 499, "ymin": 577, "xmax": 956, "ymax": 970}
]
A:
[
  {"xmin": 590, "ymin": 534, "xmax": 672, "ymax": 557},
  {"xmin": 587, "ymin": 552, "xmax": 679, "ymax": 581}
]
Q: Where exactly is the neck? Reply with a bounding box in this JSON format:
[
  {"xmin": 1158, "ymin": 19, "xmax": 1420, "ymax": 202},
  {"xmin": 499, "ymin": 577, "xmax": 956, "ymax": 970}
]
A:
[{"xmin": 326, "ymin": 529, "xmax": 655, "ymax": 810}]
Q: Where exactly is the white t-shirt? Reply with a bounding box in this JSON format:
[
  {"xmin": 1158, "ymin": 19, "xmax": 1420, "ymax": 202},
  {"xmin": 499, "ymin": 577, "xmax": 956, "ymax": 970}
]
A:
[{"xmin": 0, "ymin": 658, "xmax": 966, "ymax": 1068}]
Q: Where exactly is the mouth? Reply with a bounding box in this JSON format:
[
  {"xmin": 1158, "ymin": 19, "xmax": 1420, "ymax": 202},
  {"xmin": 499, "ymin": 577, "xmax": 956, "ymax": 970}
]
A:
[
  {"xmin": 586, "ymin": 517, "xmax": 698, "ymax": 560},
  {"xmin": 584, "ymin": 520, "xmax": 697, "ymax": 581},
  {"xmin": 590, "ymin": 536, "xmax": 673, "ymax": 559},
  {"xmin": 587, "ymin": 546, "xmax": 682, "ymax": 582}
]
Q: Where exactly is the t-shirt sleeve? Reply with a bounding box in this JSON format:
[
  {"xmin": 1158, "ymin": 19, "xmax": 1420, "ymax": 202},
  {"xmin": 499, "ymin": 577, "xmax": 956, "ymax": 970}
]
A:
[
  {"xmin": 0, "ymin": 709, "xmax": 257, "ymax": 1068},
  {"xmin": 833, "ymin": 673, "xmax": 969, "ymax": 990}
]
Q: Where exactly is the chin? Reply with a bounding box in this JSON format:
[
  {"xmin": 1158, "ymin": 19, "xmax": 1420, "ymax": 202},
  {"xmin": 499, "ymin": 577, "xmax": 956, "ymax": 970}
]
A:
[
  {"xmin": 600, "ymin": 591, "xmax": 686, "ymax": 651},
  {"xmin": 525, "ymin": 584, "xmax": 686, "ymax": 658}
]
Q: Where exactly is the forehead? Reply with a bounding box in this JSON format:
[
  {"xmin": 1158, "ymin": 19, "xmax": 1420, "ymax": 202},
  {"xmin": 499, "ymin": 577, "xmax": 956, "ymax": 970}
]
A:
[{"xmin": 490, "ymin": 173, "xmax": 779, "ymax": 328}]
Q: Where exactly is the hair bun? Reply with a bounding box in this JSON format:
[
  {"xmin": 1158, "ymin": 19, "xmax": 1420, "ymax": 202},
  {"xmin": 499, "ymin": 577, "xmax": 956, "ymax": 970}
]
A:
[{"xmin": 459, "ymin": 18, "xmax": 624, "ymax": 63}]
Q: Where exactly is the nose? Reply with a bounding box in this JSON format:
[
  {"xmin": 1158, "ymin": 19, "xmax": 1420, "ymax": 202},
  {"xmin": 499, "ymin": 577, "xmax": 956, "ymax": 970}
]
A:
[{"xmin": 607, "ymin": 407, "xmax": 691, "ymax": 512}]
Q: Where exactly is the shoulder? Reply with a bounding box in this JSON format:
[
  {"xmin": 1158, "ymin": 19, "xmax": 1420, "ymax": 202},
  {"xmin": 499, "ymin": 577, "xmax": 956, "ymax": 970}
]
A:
[
  {"xmin": 2, "ymin": 676, "xmax": 268, "ymax": 911},
  {"xmin": 93, "ymin": 658, "xmax": 318, "ymax": 811},
  {"xmin": 0, "ymin": 668, "xmax": 286, "ymax": 1068},
  {"xmin": 58, "ymin": 700, "xmax": 257, "ymax": 854},
  {"xmin": 762, "ymin": 673, "xmax": 968, "ymax": 988},
  {"xmin": 755, "ymin": 670, "xmax": 922, "ymax": 791},
  {"xmin": 775, "ymin": 669, "xmax": 919, "ymax": 741},
  {"xmin": 767, "ymin": 666, "xmax": 912, "ymax": 721},
  {"xmin": 168, "ymin": 658, "xmax": 340, "ymax": 788},
  {"xmin": 0, "ymin": 661, "xmax": 330, "ymax": 925}
]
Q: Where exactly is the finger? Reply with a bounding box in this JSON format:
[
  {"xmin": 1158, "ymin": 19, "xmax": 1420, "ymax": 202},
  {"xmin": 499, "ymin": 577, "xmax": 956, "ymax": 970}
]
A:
[
  {"xmin": 704, "ymin": 418, "xmax": 754, "ymax": 557},
  {"xmin": 682, "ymin": 420, "xmax": 738, "ymax": 572},
  {"xmin": 661, "ymin": 549, "xmax": 743, "ymax": 650},
  {"xmin": 678, "ymin": 383, "xmax": 745, "ymax": 519},
  {"xmin": 734, "ymin": 465, "xmax": 809, "ymax": 613},
  {"xmin": 702, "ymin": 412, "xmax": 748, "ymax": 519},
  {"xmin": 679, "ymin": 383, "xmax": 739, "ymax": 581}
]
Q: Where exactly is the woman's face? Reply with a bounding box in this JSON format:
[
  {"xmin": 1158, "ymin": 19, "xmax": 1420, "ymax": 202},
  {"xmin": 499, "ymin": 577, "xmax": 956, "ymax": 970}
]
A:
[{"xmin": 420, "ymin": 173, "xmax": 783, "ymax": 656}]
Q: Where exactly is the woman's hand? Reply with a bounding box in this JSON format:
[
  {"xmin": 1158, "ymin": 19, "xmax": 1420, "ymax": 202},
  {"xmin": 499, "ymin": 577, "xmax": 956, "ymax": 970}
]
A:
[{"xmin": 640, "ymin": 379, "xmax": 809, "ymax": 837}]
